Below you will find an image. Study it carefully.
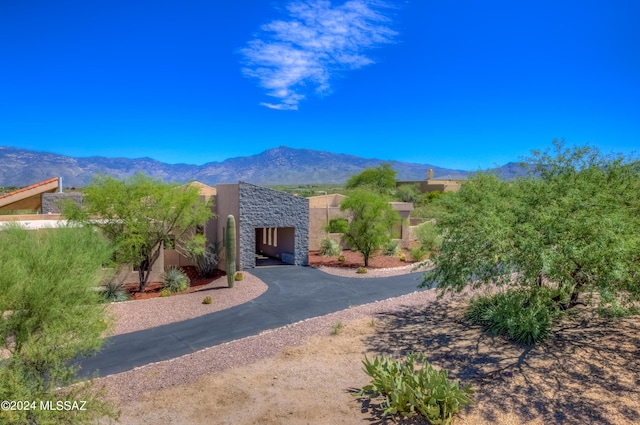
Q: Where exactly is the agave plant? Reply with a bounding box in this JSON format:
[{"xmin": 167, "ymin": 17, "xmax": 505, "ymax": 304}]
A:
[
  {"xmin": 101, "ymin": 280, "xmax": 130, "ymax": 302},
  {"xmin": 162, "ymin": 266, "xmax": 190, "ymax": 293}
]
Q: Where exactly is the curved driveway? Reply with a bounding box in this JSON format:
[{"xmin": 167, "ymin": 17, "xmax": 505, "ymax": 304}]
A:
[{"xmin": 77, "ymin": 266, "xmax": 428, "ymax": 379}]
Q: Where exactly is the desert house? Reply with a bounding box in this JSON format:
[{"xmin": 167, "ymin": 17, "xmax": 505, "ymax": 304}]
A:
[
  {"xmin": 3, "ymin": 177, "xmax": 426, "ymax": 281},
  {"xmin": 307, "ymin": 193, "xmax": 414, "ymax": 249},
  {"xmin": 1, "ymin": 178, "xmax": 310, "ymax": 283},
  {"xmin": 211, "ymin": 182, "xmax": 309, "ymax": 270},
  {"xmin": 396, "ymin": 167, "xmax": 464, "ymax": 194}
]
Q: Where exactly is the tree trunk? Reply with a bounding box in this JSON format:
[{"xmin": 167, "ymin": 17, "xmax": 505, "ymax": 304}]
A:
[
  {"xmin": 138, "ymin": 246, "xmax": 162, "ymax": 292},
  {"xmin": 556, "ymin": 265, "xmax": 586, "ymax": 310},
  {"xmin": 138, "ymin": 257, "xmax": 150, "ymax": 292}
]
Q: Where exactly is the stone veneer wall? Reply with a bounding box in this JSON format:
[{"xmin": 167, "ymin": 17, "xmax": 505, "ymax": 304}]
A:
[
  {"xmin": 41, "ymin": 193, "xmax": 83, "ymax": 214},
  {"xmin": 238, "ymin": 182, "xmax": 309, "ymax": 269}
]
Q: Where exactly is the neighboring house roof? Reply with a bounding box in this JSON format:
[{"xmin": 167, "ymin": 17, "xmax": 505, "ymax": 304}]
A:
[
  {"xmin": 0, "ymin": 177, "xmax": 60, "ymax": 211},
  {"xmin": 186, "ymin": 181, "xmax": 217, "ymax": 199}
]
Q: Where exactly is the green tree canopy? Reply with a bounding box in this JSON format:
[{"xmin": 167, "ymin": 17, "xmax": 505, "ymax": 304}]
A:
[
  {"xmin": 63, "ymin": 173, "xmax": 214, "ymax": 291},
  {"xmin": 424, "ymin": 141, "xmax": 640, "ymax": 313},
  {"xmin": 340, "ymin": 189, "xmax": 400, "ymax": 267},
  {"xmin": 394, "ymin": 183, "xmax": 422, "ymax": 203},
  {"xmin": 346, "ymin": 163, "xmax": 398, "ymax": 196},
  {"xmin": 0, "ymin": 224, "xmax": 118, "ymax": 424}
]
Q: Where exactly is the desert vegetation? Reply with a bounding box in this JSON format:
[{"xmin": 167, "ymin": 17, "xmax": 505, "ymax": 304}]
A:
[
  {"xmin": 0, "ymin": 224, "xmax": 119, "ymax": 424},
  {"xmin": 62, "ymin": 173, "xmax": 214, "ymax": 292},
  {"xmin": 424, "ymin": 140, "xmax": 640, "ymax": 344}
]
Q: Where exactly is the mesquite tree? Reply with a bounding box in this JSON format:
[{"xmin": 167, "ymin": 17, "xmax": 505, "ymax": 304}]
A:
[
  {"xmin": 63, "ymin": 173, "xmax": 213, "ymax": 291},
  {"xmin": 340, "ymin": 189, "xmax": 400, "ymax": 267},
  {"xmin": 424, "ymin": 141, "xmax": 640, "ymax": 313}
]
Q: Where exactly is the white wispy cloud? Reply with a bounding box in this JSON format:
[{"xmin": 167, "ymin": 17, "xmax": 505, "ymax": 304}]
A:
[{"xmin": 240, "ymin": 0, "xmax": 397, "ymax": 110}]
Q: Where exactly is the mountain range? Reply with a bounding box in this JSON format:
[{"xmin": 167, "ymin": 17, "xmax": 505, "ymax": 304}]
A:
[{"xmin": 0, "ymin": 145, "xmax": 526, "ymax": 188}]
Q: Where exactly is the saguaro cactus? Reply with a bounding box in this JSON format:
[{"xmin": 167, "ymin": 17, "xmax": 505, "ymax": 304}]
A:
[{"xmin": 225, "ymin": 214, "xmax": 237, "ymax": 288}]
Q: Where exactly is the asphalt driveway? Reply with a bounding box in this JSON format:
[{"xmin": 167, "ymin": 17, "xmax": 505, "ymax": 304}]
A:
[{"xmin": 77, "ymin": 266, "xmax": 429, "ymax": 378}]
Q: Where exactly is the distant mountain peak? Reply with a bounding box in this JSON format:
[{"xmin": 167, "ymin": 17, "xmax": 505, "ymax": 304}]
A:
[{"xmin": 0, "ymin": 145, "xmax": 528, "ymax": 187}]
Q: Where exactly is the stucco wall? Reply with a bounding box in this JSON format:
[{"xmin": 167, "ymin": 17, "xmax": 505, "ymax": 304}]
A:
[
  {"xmin": 238, "ymin": 182, "xmax": 308, "ymax": 269},
  {"xmin": 214, "ymin": 184, "xmax": 241, "ymax": 272},
  {"xmin": 308, "ymin": 206, "xmax": 348, "ymax": 250}
]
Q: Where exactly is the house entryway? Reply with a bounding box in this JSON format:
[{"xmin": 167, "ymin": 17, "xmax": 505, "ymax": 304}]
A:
[{"xmin": 255, "ymin": 227, "xmax": 295, "ymax": 266}]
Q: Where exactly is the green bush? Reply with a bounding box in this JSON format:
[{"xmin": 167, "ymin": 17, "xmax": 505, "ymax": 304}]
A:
[
  {"xmin": 596, "ymin": 288, "xmax": 640, "ymax": 318},
  {"xmin": 319, "ymin": 237, "xmax": 341, "ymax": 256},
  {"xmin": 338, "ymin": 254, "xmax": 346, "ymax": 262},
  {"xmin": 466, "ymin": 288, "xmax": 563, "ymax": 345},
  {"xmin": 383, "ymin": 241, "xmax": 400, "ymax": 256},
  {"xmin": 159, "ymin": 288, "xmax": 172, "ymax": 297},
  {"xmin": 394, "ymin": 184, "xmax": 422, "ymax": 203},
  {"xmin": 234, "ymin": 272, "xmax": 244, "ymax": 281},
  {"xmin": 357, "ymin": 267, "xmax": 368, "ymax": 274},
  {"xmin": 202, "ymin": 296, "xmax": 213, "ymax": 304},
  {"xmin": 0, "ymin": 224, "xmax": 119, "ymax": 424},
  {"xmin": 357, "ymin": 352, "xmax": 474, "ymax": 424},
  {"xmin": 181, "ymin": 235, "xmax": 221, "ymax": 278},
  {"xmin": 399, "ymin": 253, "xmax": 406, "ymax": 262},
  {"xmin": 325, "ymin": 217, "xmax": 349, "ymax": 233},
  {"xmin": 410, "ymin": 247, "xmax": 427, "ymax": 262},
  {"xmin": 162, "ymin": 266, "xmax": 190, "ymax": 293},
  {"xmin": 414, "ymin": 221, "xmax": 443, "ymax": 253}
]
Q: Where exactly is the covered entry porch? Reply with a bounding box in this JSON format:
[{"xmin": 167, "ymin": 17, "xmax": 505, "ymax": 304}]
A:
[{"xmin": 255, "ymin": 226, "xmax": 295, "ymax": 266}]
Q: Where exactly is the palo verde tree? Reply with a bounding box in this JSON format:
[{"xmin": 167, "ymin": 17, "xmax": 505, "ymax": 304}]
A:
[
  {"xmin": 341, "ymin": 189, "xmax": 400, "ymax": 267},
  {"xmin": 63, "ymin": 173, "xmax": 214, "ymax": 292},
  {"xmin": 0, "ymin": 224, "xmax": 119, "ymax": 424},
  {"xmin": 424, "ymin": 141, "xmax": 640, "ymax": 319},
  {"xmin": 345, "ymin": 163, "xmax": 398, "ymax": 196}
]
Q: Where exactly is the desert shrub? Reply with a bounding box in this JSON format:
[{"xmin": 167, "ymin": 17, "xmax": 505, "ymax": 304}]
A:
[
  {"xmin": 101, "ymin": 280, "xmax": 130, "ymax": 302},
  {"xmin": 325, "ymin": 217, "xmax": 349, "ymax": 234},
  {"xmin": 466, "ymin": 288, "xmax": 563, "ymax": 345},
  {"xmin": 399, "ymin": 253, "xmax": 406, "ymax": 262},
  {"xmin": 383, "ymin": 241, "xmax": 400, "ymax": 256},
  {"xmin": 596, "ymin": 288, "xmax": 640, "ymax": 318},
  {"xmin": 410, "ymin": 247, "xmax": 427, "ymax": 262},
  {"xmin": 162, "ymin": 266, "xmax": 190, "ymax": 293},
  {"xmin": 202, "ymin": 296, "xmax": 213, "ymax": 304},
  {"xmin": 181, "ymin": 235, "xmax": 220, "ymax": 278},
  {"xmin": 0, "ymin": 224, "xmax": 119, "ymax": 424},
  {"xmin": 338, "ymin": 255, "xmax": 346, "ymax": 262},
  {"xmin": 357, "ymin": 267, "xmax": 368, "ymax": 274},
  {"xmin": 394, "ymin": 183, "xmax": 422, "ymax": 203},
  {"xmin": 331, "ymin": 321, "xmax": 343, "ymax": 335},
  {"xmin": 234, "ymin": 272, "xmax": 244, "ymax": 281},
  {"xmin": 159, "ymin": 289, "xmax": 172, "ymax": 297},
  {"xmin": 357, "ymin": 352, "xmax": 474, "ymax": 423},
  {"xmin": 319, "ymin": 237, "xmax": 341, "ymax": 256},
  {"xmin": 414, "ymin": 221, "xmax": 443, "ymax": 253}
]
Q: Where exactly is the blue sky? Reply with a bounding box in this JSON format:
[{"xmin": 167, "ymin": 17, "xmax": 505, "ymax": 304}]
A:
[{"xmin": 1, "ymin": 0, "xmax": 638, "ymax": 170}]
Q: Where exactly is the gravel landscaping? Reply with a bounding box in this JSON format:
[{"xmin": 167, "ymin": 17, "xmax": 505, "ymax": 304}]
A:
[{"xmin": 98, "ymin": 263, "xmax": 640, "ymax": 425}]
